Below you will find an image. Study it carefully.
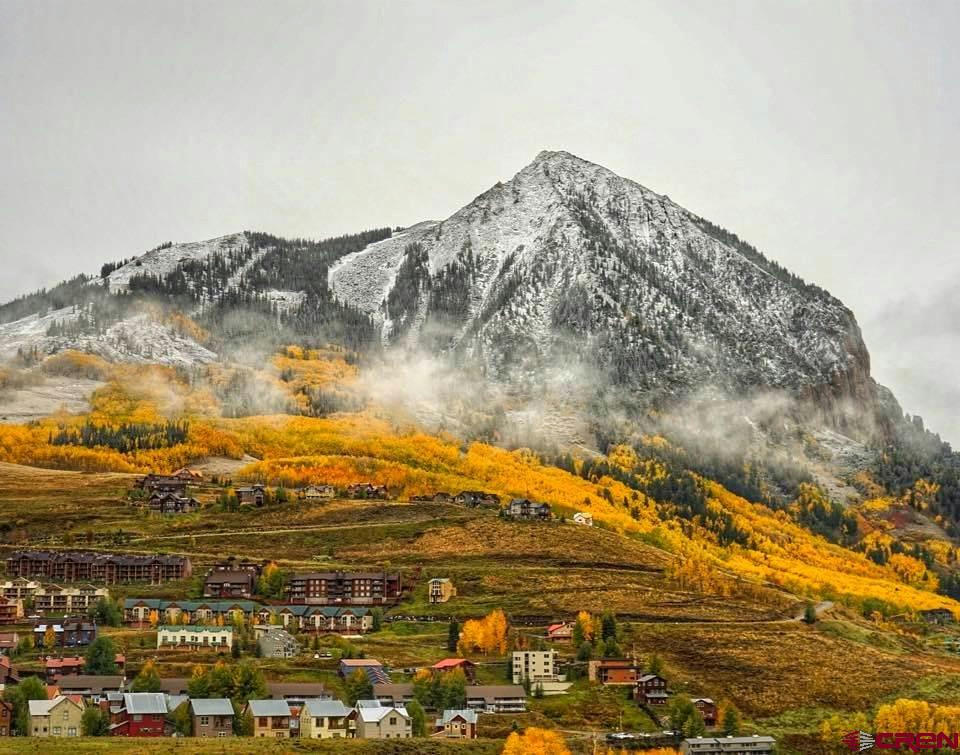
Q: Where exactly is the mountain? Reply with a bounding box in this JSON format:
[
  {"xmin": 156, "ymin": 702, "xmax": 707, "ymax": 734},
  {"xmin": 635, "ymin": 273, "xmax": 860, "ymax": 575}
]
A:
[
  {"xmin": 331, "ymin": 150, "xmax": 884, "ymax": 437},
  {"xmin": 4, "ymin": 149, "xmax": 957, "ymax": 514}
]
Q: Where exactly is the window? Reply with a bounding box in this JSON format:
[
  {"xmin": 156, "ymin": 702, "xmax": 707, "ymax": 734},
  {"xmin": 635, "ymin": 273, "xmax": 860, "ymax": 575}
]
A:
[
  {"xmin": 134, "ymin": 714, "xmax": 142, "ymax": 722},
  {"xmin": 63, "ymin": 710, "xmax": 69, "ymax": 720},
  {"xmin": 200, "ymin": 716, "xmax": 209, "ymax": 725},
  {"xmin": 217, "ymin": 731, "xmax": 227, "ymax": 737},
  {"xmin": 68, "ymin": 727, "xmax": 76, "ymax": 736},
  {"xmin": 53, "ymin": 727, "xmax": 61, "ymax": 735}
]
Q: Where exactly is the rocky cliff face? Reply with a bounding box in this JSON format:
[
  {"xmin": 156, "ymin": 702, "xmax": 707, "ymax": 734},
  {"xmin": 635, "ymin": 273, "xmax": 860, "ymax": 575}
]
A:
[{"xmin": 330, "ymin": 150, "xmax": 883, "ymax": 437}]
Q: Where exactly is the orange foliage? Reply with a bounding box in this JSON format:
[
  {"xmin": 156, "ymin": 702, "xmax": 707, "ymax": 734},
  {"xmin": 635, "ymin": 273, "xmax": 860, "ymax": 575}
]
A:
[
  {"xmin": 502, "ymin": 727, "xmax": 570, "ymax": 755},
  {"xmin": 457, "ymin": 609, "xmax": 509, "ymax": 655}
]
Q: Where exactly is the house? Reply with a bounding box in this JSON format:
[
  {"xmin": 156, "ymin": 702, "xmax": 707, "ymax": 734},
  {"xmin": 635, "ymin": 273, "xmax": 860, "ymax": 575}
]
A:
[
  {"xmin": 299, "ymin": 698, "xmax": 355, "ymax": 739},
  {"xmin": 257, "ymin": 627, "xmax": 300, "ymax": 658},
  {"xmin": 275, "ymin": 604, "xmax": 374, "ymax": 634},
  {"xmin": 507, "ymin": 498, "xmax": 552, "ymax": 520},
  {"xmin": 636, "ymin": 673, "xmax": 669, "ymax": 706},
  {"xmin": 203, "ymin": 569, "xmax": 257, "ymax": 599},
  {"xmin": 45, "ymin": 654, "xmax": 125, "ymax": 682},
  {"xmin": 157, "ymin": 625, "xmax": 233, "ymax": 652},
  {"xmin": 431, "ymin": 658, "xmax": 476, "ymax": 682},
  {"xmin": 433, "ymin": 709, "xmax": 478, "ymax": 739},
  {"xmin": 412, "ymin": 491, "xmax": 453, "ymax": 503},
  {"xmin": 340, "ymin": 658, "xmax": 390, "ymax": 684},
  {"xmin": 1, "ymin": 577, "xmax": 40, "ymax": 600},
  {"xmin": 56, "ymin": 675, "xmax": 124, "ymax": 702},
  {"xmin": 588, "ymin": 658, "xmax": 643, "ymax": 686},
  {"xmin": 123, "ymin": 598, "xmax": 259, "ymax": 625},
  {"xmin": 5, "ymin": 550, "xmax": 191, "ymax": 584},
  {"xmin": 300, "ymin": 485, "xmax": 336, "ymax": 501},
  {"xmin": 374, "ymin": 682, "xmax": 527, "ymax": 714},
  {"xmin": 573, "ymin": 512, "xmax": 594, "ymax": 526},
  {"xmin": 512, "ymin": 650, "xmax": 561, "ymax": 685},
  {"xmin": 355, "ymin": 699, "xmax": 411, "ymax": 739},
  {"xmin": 0, "ymin": 699, "xmax": 12, "ymax": 736},
  {"xmin": 34, "ymin": 583, "xmax": 109, "ymax": 614},
  {"xmin": 372, "ymin": 683, "xmax": 416, "ymax": 707},
  {"xmin": 158, "ymin": 678, "xmax": 189, "ymax": 695},
  {"xmin": 265, "ymin": 682, "xmax": 331, "ymax": 706},
  {"xmin": 134, "ymin": 474, "xmax": 188, "ymax": 496},
  {"xmin": 428, "ymin": 578, "xmax": 456, "ymax": 604},
  {"xmin": 680, "ymin": 735, "xmax": 777, "ymax": 754},
  {"xmin": 247, "ymin": 699, "xmax": 291, "ymax": 738},
  {"xmin": 236, "ymin": 484, "xmax": 266, "ymax": 506},
  {"xmin": 0, "ymin": 632, "xmax": 18, "ymax": 655},
  {"xmin": 454, "ymin": 491, "xmax": 501, "ymax": 507},
  {"xmin": 171, "ymin": 467, "xmax": 203, "ymax": 482},
  {"xmin": 110, "ymin": 693, "xmax": 168, "ymax": 737},
  {"xmin": 0, "ymin": 655, "xmax": 20, "ymax": 686},
  {"xmin": 464, "ymin": 685, "xmax": 527, "ymax": 713},
  {"xmin": 345, "ymin": 483, "xmax": 388, "ymax": 499},
  {"xmin": 546, "ymin": 622, "xmax": 574, "ymax": 643},
  {"xmin": 29, "ymin": 695, "xmax": 84, "ymax": 737},
  {"xmin": 0, "ymin": 597, "xmax": 22, "ymax": 624},
  {"xmin": 146, "ymin": 492, "xmax": 199, "ymax": 514},
  {"xmin": 191, "ymin": 698, "xmax": 234, "ymax": 738},
  {"xmin": 692, "ymin": 698, "xmax": 717, "ymax": 726},
  {"xmin": 919, "ymin": 608, "xmax": 955, "ymax": 625},
  {"xmin": 34, "ymin": 619, "xmax": 97, "ymax": 648},
  {"xmin": 285, "ymin": 571, "xmax": 402, "ymax": 605}
]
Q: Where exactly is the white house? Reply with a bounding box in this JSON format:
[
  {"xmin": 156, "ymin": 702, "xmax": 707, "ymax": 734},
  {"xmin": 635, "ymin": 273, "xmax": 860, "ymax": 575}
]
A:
[{"xmin": 573, "ymin": 512, "xmax": 593, "ymax": 526}]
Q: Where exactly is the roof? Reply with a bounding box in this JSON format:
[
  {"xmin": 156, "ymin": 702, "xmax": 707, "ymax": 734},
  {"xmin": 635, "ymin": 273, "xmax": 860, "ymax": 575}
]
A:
[
  {"xmin": 340, "ymin": 658, "xmax": 383, "ymax": 667},
  {"xmin": 124, "ymin": 598, "xmax": 259, "ymax": 612},
  {"xmin": 29, "ymin": 698, "xmax": 55, "ymax": 716},
  {"xmin": 432, "ymin": 658, "xmax": 474, "ymax": 670},
  {"xmin": 57, "ymin": 675, "xmax": 124, "ymax": 692},
  {"xmin": 301, "ymin": 699, "xmax": 352, "ymax": 717},
  {"xmin": 157, "ymin": 624, "xmax": 232, "ymax": 633},
  {"xmin": 191, "ymin": 698, "xmax": 235, "ymax": 716},
  {"xmin": 159, "ymin": 678, "xmax": 189, "ymax": 694},
  {"xmin": 30, "ymin": 696, "xmax": 83, "ymax": 716},
  {"xmin": 248, "ymin": 699, "xmax": 291, "ymax": 717},
  {"xmin": 123, "ymin": 693, "xmax": 168, "ymax": 715},
  {"xmin": 464, "ymin": 685, "xmax": 527, "ymax": 700},
  {"xmin": 682, "ymin": 736, "xmax": 776, "ymax": 745},
  {"xmin": 692, "ymin": 697, "xmax": 715, "ymax": 705},
  {"xmin": 438, "ymin": 709, "xmax": 478, "ymax": 725},
  {"xmin": 356, "ymin": 700, "xmax": 408, "ymax": 723},
  {"xmin": 267, "ymin": 682, "xmax": 329, "ymax": 699}
]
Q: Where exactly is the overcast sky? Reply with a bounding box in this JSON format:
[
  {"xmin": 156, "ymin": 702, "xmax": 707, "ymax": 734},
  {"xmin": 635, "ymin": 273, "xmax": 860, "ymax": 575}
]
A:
[{"xmin": 1, "ymin": 0, "xmax": 957, "ymax": 441}]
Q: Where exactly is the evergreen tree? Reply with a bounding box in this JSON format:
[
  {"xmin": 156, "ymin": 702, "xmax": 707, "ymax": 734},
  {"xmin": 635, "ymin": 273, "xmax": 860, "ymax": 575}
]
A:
[
  {"xmin": 447, "ymin": 620, "xmax": 460, "ymax": 652},
  {"xmin": 84, "ymin": 636, "xmax": 118, "ymax": 675},
  {"xmin": 81, "ymin": 706, "xmax": 110, "ymax": 736},
  {"xmin": 407, "ymin": 699, "xmax": 426, "ymax": 737}
]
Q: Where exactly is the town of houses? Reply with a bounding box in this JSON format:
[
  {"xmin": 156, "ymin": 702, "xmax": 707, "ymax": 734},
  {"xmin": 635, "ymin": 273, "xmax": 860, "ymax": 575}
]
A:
[{"xmin": 0, "ymin": 468, "xmax": 777, "ymax": 752}]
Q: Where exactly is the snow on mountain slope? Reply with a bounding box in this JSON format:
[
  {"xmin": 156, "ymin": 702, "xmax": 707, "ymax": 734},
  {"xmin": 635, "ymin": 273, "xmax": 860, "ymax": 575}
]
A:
[
  {"xmin": 106, "ymin": 233, "xmax": 248, "ymax": 292},
  {"xmin": 0, "ymin": 309, "xmax": 216, "ymax": 366},
  {"xmin": 328, "ymin": 150, "xmax": 876, "ymax": 431}
]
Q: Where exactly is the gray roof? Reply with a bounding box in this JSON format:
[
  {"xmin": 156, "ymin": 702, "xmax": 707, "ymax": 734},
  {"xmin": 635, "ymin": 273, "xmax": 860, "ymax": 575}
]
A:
[
  {"xmin": 357, "ymin": 700, "xmax": 408, "ymax": 723},
  {"xmin": 438, "ymin": 709, "xmax": 478, "ymax": 725},
  {"xmin": 683, "ymin": 736, "xmax": 776, "ymax": 746},
  {"xmin": 301, "ymin": 699, "xmax": 352, "ymax": 718},
  {"xmin": 247, "ymin": 699, "xmax": 291, "ymax": 717},
  {"xmin": 58, "ymin": 675, "xmax": 124, "ymax": 692},
  {"xmin": 29, "ymin": 699, "xmax": 56, "ymax": 716},
  {"xmin": 123, "ymin": 692, "xmax": 168, "ymax": 715},
  {"xmin": 191, "ymin": 698, "xmax": 234, "ymax": 716}
]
